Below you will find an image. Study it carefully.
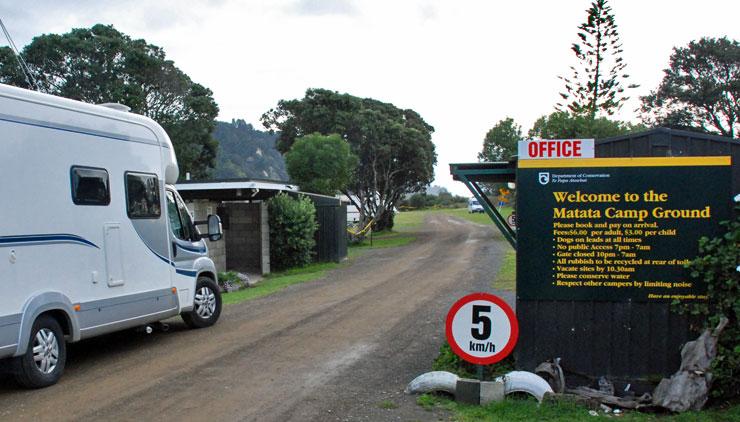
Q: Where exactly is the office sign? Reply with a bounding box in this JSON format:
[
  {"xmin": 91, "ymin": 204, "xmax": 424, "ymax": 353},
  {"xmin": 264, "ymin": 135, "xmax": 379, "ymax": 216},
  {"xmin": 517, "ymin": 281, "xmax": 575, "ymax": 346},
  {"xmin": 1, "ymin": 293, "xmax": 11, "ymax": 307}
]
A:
[{"xmin": 518, "ymin": 139, "xmax": 594, "ymax": 160}]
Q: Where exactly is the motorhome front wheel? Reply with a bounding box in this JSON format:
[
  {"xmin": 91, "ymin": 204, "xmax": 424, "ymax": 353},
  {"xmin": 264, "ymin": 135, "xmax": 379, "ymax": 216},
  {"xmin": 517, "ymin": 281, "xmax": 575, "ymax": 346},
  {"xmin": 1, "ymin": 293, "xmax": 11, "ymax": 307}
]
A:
[
  {"xmin": 182, "ymin": 277, "xmax": 222, "ymax": 329},
  {"xmin": 13, "ymin": 315, "xmax": 67, "ymax": 388}
]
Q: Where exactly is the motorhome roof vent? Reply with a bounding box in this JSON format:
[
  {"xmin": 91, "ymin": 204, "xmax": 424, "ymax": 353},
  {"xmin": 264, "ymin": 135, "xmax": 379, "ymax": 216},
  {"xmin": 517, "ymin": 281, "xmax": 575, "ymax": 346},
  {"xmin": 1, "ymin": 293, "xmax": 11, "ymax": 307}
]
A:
[{"xmin": 98, "ymin": 103, "xmax": 131, "ymax": 112}]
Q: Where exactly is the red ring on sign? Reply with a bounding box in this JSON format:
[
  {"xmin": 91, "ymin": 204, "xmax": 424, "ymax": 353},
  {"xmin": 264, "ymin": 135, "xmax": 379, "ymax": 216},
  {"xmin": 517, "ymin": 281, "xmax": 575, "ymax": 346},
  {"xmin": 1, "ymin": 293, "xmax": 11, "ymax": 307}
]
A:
[{"xmin": 445, "ymin": 292, "xmax": 519, "ymax": 365}]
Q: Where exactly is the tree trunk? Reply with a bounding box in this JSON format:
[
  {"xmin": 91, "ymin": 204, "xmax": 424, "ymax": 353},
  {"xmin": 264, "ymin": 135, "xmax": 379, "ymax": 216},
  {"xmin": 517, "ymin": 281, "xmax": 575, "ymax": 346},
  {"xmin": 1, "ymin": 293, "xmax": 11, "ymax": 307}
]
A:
[{"xmin": 374, "ymin": 209, "xmax": 395, "ymax": 232}]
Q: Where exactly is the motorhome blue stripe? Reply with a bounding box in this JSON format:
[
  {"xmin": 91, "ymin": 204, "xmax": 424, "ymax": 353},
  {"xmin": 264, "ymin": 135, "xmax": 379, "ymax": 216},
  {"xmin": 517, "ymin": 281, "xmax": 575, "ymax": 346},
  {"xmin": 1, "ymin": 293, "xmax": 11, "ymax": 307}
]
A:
[
  {"xmin": 176, "ymin": 243, "xmax": 207, "ymax": 253},
  {"xmin": 143, "ymin": 243, "xmax": 197, "ymax": 277},
  {"xmin": 0, "ymin": 234, "xmax": 99, "ymax": 249},
  {"xmin": 127, "ymin": 213, "xmax": 199, "ymax": 278},
  {"xmin": 0, "ymin": 114, "xmax": 158, "ymax": 146}
]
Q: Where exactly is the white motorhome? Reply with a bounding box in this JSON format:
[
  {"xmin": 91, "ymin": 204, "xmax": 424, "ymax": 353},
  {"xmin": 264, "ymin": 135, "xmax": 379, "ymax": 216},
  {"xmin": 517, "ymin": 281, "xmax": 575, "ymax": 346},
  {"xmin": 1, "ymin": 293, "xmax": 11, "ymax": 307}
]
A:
[{"xmin": 0, "ymin": 84, "xmax": 223, "ymax": 388}]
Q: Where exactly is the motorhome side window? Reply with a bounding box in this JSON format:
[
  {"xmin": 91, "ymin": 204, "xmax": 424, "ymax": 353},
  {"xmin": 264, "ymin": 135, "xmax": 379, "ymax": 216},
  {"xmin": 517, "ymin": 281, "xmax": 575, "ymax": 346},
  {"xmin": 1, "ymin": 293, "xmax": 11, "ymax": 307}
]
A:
[
  {"xmin": 166, "ymin": 190, "xmax": 194, "ymax": 241},
  {"xmin": 125, "ymin": 172, "xmax": 161, "ymax": 219},
  {"xmin": 70, "ymin": 166, "xmax": 110, "ymax": 205}
]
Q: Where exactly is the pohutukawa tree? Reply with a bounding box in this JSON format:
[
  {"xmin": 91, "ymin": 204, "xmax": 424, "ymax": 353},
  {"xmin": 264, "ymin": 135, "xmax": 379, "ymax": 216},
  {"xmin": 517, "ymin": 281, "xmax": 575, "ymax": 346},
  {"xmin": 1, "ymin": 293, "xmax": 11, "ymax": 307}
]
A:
[
  {"xmin": 262, "ymin": 89, "xmax": 436, "ymax": 231},
  {"xmin": 0, "ymin": 24, "xmax": 219, "ymax": 179},
  {"xmin": 284, "ymin": 133, "xmax": 358, "ymax": 196},
  {"xmin": 478, "ymin": 117, "xmax": 521, "ymax": 162},
  {"xmin": 640, "ymin": 37, "xmax": 740, "ymax": 138},
  {"xmin": 557, "ymin": 0, "xmax": 638, "ymax": 120}
]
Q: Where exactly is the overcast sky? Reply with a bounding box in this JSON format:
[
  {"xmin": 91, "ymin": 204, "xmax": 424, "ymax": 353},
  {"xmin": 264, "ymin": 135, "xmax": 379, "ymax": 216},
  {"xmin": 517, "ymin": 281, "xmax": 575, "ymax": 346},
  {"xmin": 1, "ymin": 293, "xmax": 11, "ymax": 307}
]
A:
[{"xmin": 1, "ymin": 0, "xmax": 738, "ymax": 195}]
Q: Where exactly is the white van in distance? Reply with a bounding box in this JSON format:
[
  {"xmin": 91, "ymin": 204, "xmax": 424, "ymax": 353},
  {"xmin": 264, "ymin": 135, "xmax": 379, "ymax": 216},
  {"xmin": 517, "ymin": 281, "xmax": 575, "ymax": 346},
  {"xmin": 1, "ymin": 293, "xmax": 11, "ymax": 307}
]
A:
[
  {"xmin": 0, "ymin": 83, "xmax": 223, "ymax": 388},
  {"xmin": 468, "ymin": 198, "xmax": 484, "ymax": 213}
]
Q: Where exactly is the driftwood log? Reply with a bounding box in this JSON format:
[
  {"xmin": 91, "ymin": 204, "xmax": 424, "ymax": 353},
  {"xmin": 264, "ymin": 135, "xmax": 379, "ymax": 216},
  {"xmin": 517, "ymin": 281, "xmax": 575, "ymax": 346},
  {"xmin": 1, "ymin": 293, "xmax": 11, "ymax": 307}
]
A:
[
  {"xmin": 652, "ymin": 317, "xmax": 729, "ymax": 412},
  {"xmin": 563, "ymin": 386, "xmax": 653, "ymax": 409}
]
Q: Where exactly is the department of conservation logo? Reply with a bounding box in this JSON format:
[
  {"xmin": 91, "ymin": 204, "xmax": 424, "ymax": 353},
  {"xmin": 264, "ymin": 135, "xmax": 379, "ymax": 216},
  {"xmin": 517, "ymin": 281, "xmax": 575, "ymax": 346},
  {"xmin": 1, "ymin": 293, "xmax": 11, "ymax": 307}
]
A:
[{"xmin": 538, "ymin": 172, "xmax": 550, "ymax": 185}]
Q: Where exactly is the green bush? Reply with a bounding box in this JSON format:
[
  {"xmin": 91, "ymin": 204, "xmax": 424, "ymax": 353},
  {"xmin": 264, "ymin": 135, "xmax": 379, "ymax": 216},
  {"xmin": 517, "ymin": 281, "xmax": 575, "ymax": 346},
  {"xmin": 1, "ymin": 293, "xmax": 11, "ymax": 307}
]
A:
[
  {"xmin": 675, "ymin": 212, "xmax": 739, "ymax": 401},
  {"xmin": 432, "ymin": 341, "xmax": 516, "ymax": 380},
  {"xmin": 268, "ymin": 193, "xmax": 318, "ymax": 270}
]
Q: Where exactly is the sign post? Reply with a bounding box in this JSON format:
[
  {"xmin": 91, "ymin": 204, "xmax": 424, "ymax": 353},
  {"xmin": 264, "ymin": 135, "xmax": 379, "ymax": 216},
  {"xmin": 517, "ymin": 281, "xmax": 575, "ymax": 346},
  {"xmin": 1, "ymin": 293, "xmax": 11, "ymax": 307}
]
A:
[{"xmin": 445, "ymin": 293, "xmax": 519, "ymax": 376}]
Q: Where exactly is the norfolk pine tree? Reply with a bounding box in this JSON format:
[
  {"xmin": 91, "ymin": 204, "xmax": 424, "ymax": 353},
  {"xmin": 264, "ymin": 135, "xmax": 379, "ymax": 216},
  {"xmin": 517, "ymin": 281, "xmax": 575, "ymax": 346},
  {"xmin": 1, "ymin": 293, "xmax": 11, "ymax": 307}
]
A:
[{"xmin": 557, "ymin": 0, "xmax": 638, "ymax": 121}]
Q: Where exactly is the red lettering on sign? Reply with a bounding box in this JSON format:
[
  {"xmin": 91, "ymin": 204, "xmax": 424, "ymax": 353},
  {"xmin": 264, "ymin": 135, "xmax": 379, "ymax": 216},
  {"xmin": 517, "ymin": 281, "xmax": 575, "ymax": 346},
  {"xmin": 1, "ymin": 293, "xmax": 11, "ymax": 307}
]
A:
[{"xmin": 526, "ymin": 139, "xmax": 585, "ymax": 158}]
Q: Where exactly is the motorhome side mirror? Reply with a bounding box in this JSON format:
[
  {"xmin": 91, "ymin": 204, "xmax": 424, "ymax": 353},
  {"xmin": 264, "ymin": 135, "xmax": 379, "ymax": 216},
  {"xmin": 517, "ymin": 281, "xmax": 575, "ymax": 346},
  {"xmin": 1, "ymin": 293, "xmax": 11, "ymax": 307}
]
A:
[{"xmin": 206, "ymin": 214, "xmax": 222, "ymax": 241}]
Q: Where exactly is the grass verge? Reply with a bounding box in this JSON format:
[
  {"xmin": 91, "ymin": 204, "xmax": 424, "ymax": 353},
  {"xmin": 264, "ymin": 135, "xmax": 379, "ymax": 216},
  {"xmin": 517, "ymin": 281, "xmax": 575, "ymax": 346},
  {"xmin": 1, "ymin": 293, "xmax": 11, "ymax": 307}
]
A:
[
  {"xmin": 350, "ymin": 231, "xmax": 416, "ymax": 249},
  {"xmin": 493, "ymin": 248, "xmax": 516, "ymax": 291},
  {"xmin": 417, "ymin": 394, "xmax": 740, "ymax": 422},
  {"xmin": 222, "ymin": 261, "xmax": 343, "ymax": 305}
]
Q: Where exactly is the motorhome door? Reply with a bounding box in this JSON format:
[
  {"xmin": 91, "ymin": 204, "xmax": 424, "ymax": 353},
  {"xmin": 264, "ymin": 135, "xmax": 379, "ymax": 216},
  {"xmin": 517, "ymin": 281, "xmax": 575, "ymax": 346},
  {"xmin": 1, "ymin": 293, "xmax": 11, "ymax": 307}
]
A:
[{"xmin": 165, "ymin": 190, "xmax": 205, "ymax": 270}]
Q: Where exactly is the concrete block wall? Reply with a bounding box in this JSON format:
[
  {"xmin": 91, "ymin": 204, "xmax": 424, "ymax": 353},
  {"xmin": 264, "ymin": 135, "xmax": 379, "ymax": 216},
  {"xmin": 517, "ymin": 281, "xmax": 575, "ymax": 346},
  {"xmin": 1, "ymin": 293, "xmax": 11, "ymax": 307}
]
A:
[
  {"xmin": 260, "ymin": 202, "xmax": 270, "ymax": 274},
  {"xmin": 225, "ymin": 202, "xmax": 270, "ymax": 275}
]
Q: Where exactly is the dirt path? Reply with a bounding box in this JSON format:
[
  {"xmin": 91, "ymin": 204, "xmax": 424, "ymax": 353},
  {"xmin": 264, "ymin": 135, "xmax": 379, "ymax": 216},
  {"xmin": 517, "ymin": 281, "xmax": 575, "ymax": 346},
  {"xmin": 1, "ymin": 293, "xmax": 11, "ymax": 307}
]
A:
[{"xmin": 0, "ymin": 213, "xmax": 511, "ymax": 421}]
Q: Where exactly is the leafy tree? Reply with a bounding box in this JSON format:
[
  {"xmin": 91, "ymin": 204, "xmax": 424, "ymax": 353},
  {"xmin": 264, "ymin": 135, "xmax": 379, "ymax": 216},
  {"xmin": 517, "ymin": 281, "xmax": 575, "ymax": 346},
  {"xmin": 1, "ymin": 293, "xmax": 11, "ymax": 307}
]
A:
[
  {"xmin": 285, "ymin": 133, "xmax": 357, "ymax": 195},
  {"xmin": 557, "ymin": 0, "xmax": 637, "ymax": 120},
  {"xmin": 528, "ymin": 111, "xmax": 643, "ymax": 139},
  {"xmin": 262, "ymin": 88, "xmax": 362, "ymax": 153},
  {"xmin": 262, "ymin": 89, "xmax": 436, "ymax": 231},
  {"xmin": 478, "ymin": 117, "xmax": 521, "ymax": 162},
  {"xmin": 268, "ymin": 193, "xmax": 317, "ymax": 270},
  {"xmin": 0, "ymin": 24, "xmax": 219, "ymax": 178},
  {"xmin": 640, "ymin": 37, "xmax": 740, "ymax": 138}
]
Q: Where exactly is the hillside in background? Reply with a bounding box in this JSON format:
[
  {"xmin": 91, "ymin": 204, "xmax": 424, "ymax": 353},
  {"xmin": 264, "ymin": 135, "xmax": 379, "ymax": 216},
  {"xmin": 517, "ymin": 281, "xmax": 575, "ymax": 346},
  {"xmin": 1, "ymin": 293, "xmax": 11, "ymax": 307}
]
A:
[{"xmin": 212, "ymin": 119, "xmax": 289, "ymax": 181}]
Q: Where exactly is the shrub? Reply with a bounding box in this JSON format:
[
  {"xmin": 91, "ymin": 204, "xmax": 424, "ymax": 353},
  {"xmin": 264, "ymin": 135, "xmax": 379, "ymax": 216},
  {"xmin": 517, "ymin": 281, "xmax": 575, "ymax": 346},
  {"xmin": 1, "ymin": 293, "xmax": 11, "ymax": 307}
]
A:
[
  {"xmin": 675, "ymin": 212, "xmax": 739, "ymax": 401},
  {"xmin": 268, "ymin": 193, "xmax": 318, "ymax": 270},
  {"xmin": 432, "ymin": 341, "xmax": 516, "ymax": 380}
]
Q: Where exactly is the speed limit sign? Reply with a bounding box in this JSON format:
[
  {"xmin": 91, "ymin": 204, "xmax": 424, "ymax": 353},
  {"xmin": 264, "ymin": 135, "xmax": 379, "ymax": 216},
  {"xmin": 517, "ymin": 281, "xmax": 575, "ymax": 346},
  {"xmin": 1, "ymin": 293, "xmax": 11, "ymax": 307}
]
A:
[
  {"xmin": 445, "ymin": 293, "xmax": 519, "ymax": 365},
  {"xmin": 507, "ymin": 212, "xmax": 516, "ymax": 228}
]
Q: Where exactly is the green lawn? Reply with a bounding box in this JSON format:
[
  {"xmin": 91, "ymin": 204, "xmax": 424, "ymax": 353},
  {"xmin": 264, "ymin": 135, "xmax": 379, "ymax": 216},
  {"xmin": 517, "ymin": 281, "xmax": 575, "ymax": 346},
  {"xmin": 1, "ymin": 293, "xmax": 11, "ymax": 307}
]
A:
[
  {"xmin": 350, "ymin": 231, "xmax": 417, "ymax": 249},
  {"xmin": 391, "ymin": 209, "xmax": 429, "ymax": 231},
  {"xmin": 418, "ymin": 394, "xmax": 740, "ymax": 422},
  {"xmin": 221, "ymin": 261, "xmax": 345, "ymax": 305},
  {"xmin": 442, "ymin": 206, "xmax": 513, "ymax": 226},
  {"xmin": 349, "ymin": 209, "xmax": 427, "ymax": 249}
]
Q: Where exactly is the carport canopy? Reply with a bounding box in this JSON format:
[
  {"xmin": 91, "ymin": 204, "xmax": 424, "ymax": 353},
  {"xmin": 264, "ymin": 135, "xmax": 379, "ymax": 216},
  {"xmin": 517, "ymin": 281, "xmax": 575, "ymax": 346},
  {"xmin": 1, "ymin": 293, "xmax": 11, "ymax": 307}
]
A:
[
  {"xmin": 175, "ymin": 178, "xmax": 299, "ymax": 202},
  {"xmin": 450, "ymin": 161, "xmax": 517, "ymax": 249}
]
